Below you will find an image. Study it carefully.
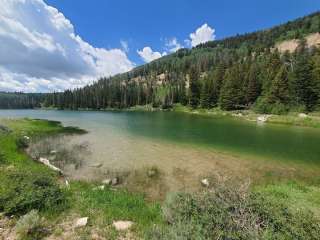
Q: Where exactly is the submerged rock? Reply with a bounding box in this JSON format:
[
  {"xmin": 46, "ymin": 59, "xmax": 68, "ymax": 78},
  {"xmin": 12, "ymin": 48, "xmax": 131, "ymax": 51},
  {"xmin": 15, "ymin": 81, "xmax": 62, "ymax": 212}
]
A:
[
  {"xmin": 38, "ymin": 157, "xmax": 63, "ymax": 174},
  {"xmin": 201, "ymin": 178, "xmax": 210, "ymax": 187},
  {"xmin": 112, "ymin": 221, "xmax": 133, "ymax": 231},
  {"xmin": 147, "ymin": 169, "xmax": 157, "ymax": 178},
  {"xmin": 50, "ymin": 150, "xmax": 57, "ymax": 154},
  {"xmin": 90, "ymin": 163, "xmax": 103, "ymax": 168}
]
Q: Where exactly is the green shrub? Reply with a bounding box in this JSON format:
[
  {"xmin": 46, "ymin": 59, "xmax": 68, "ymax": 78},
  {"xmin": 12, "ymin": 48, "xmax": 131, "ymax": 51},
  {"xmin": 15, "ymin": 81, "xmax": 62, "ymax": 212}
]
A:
[
  {"xmin": 254, "ymin": 97, "xmax": 272, "ymax": 114},
  {"xmin": 251, "ymin": 185, "xmax": 320, "ymax": 240},
  {"xmin": 270, "ymin": 102, "xmax": 289, "ymax": 115},
  {"xmin": 0, "ymin": 170, "xmax": 68, "ymax": 216},
  {"xmin": 146, "ymin": 182, "xmax": 320, "ymax": 240},
  {"xmin": 15, "ymin": 137, "xmax": 29, "ymax": 149},
  {"xmin": 16, "ymin": 210, "xmax": 49, "ymax": 240},
  {"xmin": 147, "ymin": 181, "xmax": 260, "ymax": 240}
]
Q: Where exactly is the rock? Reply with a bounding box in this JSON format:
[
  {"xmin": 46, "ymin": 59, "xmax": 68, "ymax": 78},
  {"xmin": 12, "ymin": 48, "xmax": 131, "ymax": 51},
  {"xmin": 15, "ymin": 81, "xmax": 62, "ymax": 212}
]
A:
[
  {"xmin": 38, "ymin": 157, "xmax": 63, "ymax": 174},
  {"xmin": 75, "ymin": 217, "xmax": 88, "ymax": 228},
  {"xmin": 90, "ymin": 163, "xmax": 103, "ymax": 168},
  {"xmin": 111, "ymin": 177, "xmax": 119, "ymax": 186},
  {"xmin": 102, "ymin": 179, "xmax": 112, "ymax": 185},
  {"xmin": 93, "ymin": 185, "xmax": 105, "ymax": 191},
  {"xmin": 50, "ymin": 150, "xmax": 57, "ymax": 154},
  {"xmin": 257, "ymin": 115, "xmax": 268, "ymax": 123},
  {"xmin": 112, "ymin": 221, "xmax": 133, "ymax": 231},
  {"xmin": 147, "ymin": 169, "xmax": 157, "ymax": 178},
  {"xmin": 299, "ymin": 113, "xmax": 308, "ymax": 118},
  {"xmin": 201, "ymin": 178, "xmax": 210, "ymax": 187},
  {"xmin": 23, "ymin": 136, "xmax": 30, "ymax": 140}
]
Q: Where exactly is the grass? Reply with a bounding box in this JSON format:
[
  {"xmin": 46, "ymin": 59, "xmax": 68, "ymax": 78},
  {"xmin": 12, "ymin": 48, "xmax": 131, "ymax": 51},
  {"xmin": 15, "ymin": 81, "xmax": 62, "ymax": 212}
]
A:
[{"xmin": 1, "ymin": 118, "xmax": 320, "ymax": 239}]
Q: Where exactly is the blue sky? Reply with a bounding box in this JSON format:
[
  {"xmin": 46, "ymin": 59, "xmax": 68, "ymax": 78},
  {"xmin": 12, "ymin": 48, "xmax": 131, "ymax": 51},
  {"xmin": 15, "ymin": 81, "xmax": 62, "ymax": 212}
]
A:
[
  {"xmin": 0, "ymin": 0, "xmax": 319, "ymax": 92},
  {"xmin": 45, "ymin": 0, "xmax": 320, "ymax": 64}
]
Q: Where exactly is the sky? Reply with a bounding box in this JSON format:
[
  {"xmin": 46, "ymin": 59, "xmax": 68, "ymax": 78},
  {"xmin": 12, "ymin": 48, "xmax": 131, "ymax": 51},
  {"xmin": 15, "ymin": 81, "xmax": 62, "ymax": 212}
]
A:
[{"xmin": 0, "ymin": 0, "xmax": 320, "ymax": 92}]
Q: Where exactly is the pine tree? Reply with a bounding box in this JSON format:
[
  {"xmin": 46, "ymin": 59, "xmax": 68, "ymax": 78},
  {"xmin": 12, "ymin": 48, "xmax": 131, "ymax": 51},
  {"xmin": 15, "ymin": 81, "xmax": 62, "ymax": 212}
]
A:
[
  {"xmin": 268, "ymin": 65, "xmax": 290, "ymax": 105},
  {"xmin": 246, "ymin": 64, "xmax": 261, "ymax": 105},
  {"xmin": 188, "ymin": 67, "xmax": 200, "ymax": 108},
  {"xmin": 292, "ymin": 42, "xmax": 317, "ymax": 111},
  {"xmin": 200, "ymin": 78, "xmax": 210, "ymax": 108},
  {"xmin": 219, "ymin": 66, "xmax": 242, "ymax": 110}
]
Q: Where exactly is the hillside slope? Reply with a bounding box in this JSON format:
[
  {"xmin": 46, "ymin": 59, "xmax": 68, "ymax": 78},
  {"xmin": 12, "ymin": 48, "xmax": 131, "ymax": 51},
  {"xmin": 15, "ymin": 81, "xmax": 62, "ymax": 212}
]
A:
[{"xmin": 1, "ymin": 12, "xmax": 320, "ymax": 113}]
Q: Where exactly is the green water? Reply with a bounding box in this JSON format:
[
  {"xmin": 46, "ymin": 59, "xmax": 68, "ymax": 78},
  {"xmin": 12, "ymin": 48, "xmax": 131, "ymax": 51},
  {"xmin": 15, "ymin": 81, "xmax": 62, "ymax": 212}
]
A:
[{"xmin": 0, "ymin": 109, "xmax": 319, "ymax": 166}]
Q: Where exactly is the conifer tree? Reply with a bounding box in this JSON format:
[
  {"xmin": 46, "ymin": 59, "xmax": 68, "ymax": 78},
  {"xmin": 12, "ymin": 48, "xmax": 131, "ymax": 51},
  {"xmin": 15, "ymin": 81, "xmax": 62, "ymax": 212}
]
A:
[{"xmin": 268, "ymin": 65, "xmax": 290, "ymax": 105}]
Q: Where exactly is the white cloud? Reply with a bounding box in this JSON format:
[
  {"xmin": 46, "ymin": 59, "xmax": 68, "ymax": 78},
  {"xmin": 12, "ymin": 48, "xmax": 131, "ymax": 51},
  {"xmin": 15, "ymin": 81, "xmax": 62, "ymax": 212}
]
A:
[
  {"xmin": 0, "ymin": 0, "xmax": 134, "ymax": 92},
  {"xmin": 137, "ymin": 47, "xmax": 166, "ymax": 63},
  {"xmin": 189, "ymin": 23, "xmax": 215, "ymax": 47},
  {"xmin": 165, "ymin": 37, "xmax": 182, "ymax": 53}
]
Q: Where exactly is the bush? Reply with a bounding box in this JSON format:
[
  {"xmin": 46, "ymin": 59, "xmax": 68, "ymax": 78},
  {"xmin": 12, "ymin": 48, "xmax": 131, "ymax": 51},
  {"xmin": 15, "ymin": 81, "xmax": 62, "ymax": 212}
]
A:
[
  {"xmin": 254, "ymin": 98, "xmax": 289, "ymax": 115},
  {"xmin": 0, "ymin": 170, "xmax": 68, "ymax": 216},
  {"xmin": 146, "ymin": 181, "xmax": 320, "ymax": 240},
  {"xmin": 16, "ymin": 210, "xmax": 49, "ymax": 240},
  {"xmin": 254, "ymin": 97, "xmax": 272, "ymax": 114},
  {"xmin": 270, "ymin": 102, "xmax": 289, "ymax": 115},
  {"xmin": 16, "ymin": 137, "xmax": 29, "ymax": 149},
  {"xmin": 147, "ymin": 181, "xmax": 260, "ymax": 240}
]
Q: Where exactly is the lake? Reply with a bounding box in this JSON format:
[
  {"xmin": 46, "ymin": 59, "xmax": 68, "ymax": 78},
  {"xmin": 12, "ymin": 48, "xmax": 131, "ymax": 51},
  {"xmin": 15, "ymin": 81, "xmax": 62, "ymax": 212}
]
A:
[{"xmin": 0, "ymin": 109, "xmax": 319, "ymax": 194}]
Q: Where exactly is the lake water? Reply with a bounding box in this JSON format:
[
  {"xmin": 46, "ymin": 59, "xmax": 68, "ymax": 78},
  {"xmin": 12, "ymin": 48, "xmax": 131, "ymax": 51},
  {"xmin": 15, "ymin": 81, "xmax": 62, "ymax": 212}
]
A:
[{"xmin": 1, "ymin": 109, "xmax": 319, "ymax": 194}]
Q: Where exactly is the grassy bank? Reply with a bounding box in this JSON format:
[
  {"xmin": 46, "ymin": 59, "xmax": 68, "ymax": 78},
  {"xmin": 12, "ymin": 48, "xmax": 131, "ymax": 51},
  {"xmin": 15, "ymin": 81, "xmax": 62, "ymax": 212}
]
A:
[
  {"xmin": 0, "ymin": 119, "xmax": 162, "ymax": 239},
  {"xmin": 171, "ymin": 104, "xmax": 320, "ymax": 129},
  {"xmin": 1, "ymin": 118, "xmax": 320, "ymax": 239}
]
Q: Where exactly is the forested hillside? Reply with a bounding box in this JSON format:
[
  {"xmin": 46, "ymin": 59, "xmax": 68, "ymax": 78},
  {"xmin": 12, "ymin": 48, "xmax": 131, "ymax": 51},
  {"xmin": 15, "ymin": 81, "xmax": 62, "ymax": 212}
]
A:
[
  {"xmin": 2, "ymin": 12, "xmax": 320, "ymax": 113},
  {"xmin": 0, "ymin": 92, "xmax": 45, "ymax": 109}
]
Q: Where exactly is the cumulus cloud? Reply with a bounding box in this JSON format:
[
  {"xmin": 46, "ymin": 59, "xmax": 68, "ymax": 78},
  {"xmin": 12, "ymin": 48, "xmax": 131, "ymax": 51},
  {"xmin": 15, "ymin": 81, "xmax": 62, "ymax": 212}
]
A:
[
  {"xmin": 165, "ymin": 37, "xmax": 182, "ymax": 53},
  {"xmin": 189, "ymin": 23, "xmax": 215, "ymax": 47},
  {"xmin": 137, "ymin": 47, "xmax": 166, "ymax": 63},
  {"xmin": 0, "ymin": 0, "xmax": 134, "ymax": 92}
]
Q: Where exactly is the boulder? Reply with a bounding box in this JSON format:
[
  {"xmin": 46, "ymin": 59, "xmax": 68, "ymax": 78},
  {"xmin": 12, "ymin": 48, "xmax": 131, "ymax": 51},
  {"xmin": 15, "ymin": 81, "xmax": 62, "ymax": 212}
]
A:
[
  {"xmin": 75, "ymin": 217, "xmax": 88, "ymax": 228},
  {"xmin": 112, "ymin": 221, "xmax": 133, "ymax": 231}
]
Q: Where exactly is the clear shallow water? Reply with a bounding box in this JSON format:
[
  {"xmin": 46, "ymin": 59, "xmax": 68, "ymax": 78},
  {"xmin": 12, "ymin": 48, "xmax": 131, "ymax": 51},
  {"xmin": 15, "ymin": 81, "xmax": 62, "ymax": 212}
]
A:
[{"xmin": 0, "ymin": 109, "xmax": 319, "ymax": 164}]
